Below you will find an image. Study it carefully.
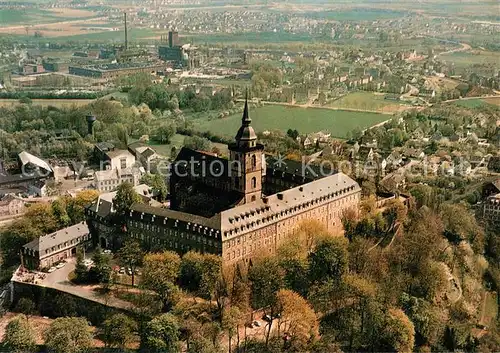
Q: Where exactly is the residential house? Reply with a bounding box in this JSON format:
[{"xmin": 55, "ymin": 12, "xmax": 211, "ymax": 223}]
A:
[{"xmin": 0, "ymin": 194, "xmax": 26, "ymax": 217}]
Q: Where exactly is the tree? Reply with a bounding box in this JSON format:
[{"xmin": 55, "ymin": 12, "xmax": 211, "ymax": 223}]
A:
[
  {"xmin": 142, "ymin": 251, "xmax": 181, "ymax": 310},
  {"xmin": 248, "ymin": 256, "xmax": 285, "ymax": 344},
  {"xmin": 183, "ymin": 135, "xmax": 211, "ymax": 151},
  {"xmin": 74, "ymin": 248, "xmax": 88, "ymax": 283},
  {"xmin": 51, "ymin": 198, "xmax": 71, "ymax": 228},
  {"xmin": 276, "ymin": 289, "xmax": 319, "ymax": 348},
  {"xmin": 14, "ymin": 297, "xmax": 36, "ymax": 322},
  {"xmin": 141, "ymin": 313, "xmax": 181, "ymax": 353},
  {"xmin": 67, "ymin": 190, "xmax": 99, "ymax": 223},
  {"xmin": 2, "ymin": 315, "xmax": 36, "ymax": 353},
  {"xmin": 383, "ymin": 308, "xmax": 415, "ymax": 353},
  {"xmin": 156, "ymin": 121, "xmax": 176, "ymax": 144},
  {"xmin": 113, "ymin": 181, "xmax": 142, "ymax": 216},
  {"xmin": 222, "ymin": 306, "xmax": 241, "ymax": 353},
  {"xmin": 117, "ymin": 239, "xmax": 143, "ymax": 286},
  {"xmin": 101, "ymin": 313, "xmax": 137, "ymax": 349},
  {"xmin": 141, "ymin": 173, "xmax": 168, "ymax": 201},
  {"xmin": 308, "ymin": 237, "xmax": 349, "ymax": 283},
  {"xmin": 1, "ymin": 218, "xmax": 41, "ymax": 266},
  {"xmin": 23, "ymin": 203, "xmax": 58, "ymax": 234},
  {"xmin": 87, "ymin": 246, "xmax": 111, "ymax": 284},
  {"xmin": 44, "ymin": 317, "xmax": 93, "ymax": 353},
  {"xmin": 179, "ymin": 251, "xmax": 222, "ymax": 299}
]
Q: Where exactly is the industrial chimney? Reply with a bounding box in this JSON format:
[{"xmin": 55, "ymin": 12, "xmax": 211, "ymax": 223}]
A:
[
  {"xmin": 86, "ymin": 114, "xmax": 96, "ymax": 136},
  {"xmin": 124, "ymin": 12, "xmax": 128, "ymax": 50}
]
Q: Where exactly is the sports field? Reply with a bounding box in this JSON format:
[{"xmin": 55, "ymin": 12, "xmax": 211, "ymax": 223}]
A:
[
  {"xmin": 191, "ymin": 104, "xmax": 389, "ymax": 139},
  {"xmin": 327, "ymin": 92, "xmax": 410, "ymax": 113}
]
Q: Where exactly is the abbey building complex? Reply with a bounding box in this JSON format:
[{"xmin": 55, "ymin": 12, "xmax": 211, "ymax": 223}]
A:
[{"xmin": 86, "ymin": 99, "xmax": 361, "ymax": 264}]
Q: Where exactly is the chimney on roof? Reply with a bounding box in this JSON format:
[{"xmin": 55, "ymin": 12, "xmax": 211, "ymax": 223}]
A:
[
  {"xmin": 277, "ymin": 193, "xmax": 283, "ymax": 200},
  {"xmin": 263, "ymin": 197, "xmax": 268, "ymax": 204},
  {"xmin": 124, "ymin": 12, "xmax": 128, "ymax": 50}
]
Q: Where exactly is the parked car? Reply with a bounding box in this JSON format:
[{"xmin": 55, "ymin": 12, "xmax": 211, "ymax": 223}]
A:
[
  {"xmin": 119, "ymin": 267, "xmax": 125, "ymax": 274},
  {"xmin": 127, "ymin": 268, "xmax": 133, "ymax": 276},
  {"xmin": 48, "ymin": 267, "xmax": 56, "ymax": 273},
  {"xmin": 103, "ymin": 249, "xmax": 112, "ymax": 254},
  {"xmin": 262, "ymin": 315, "xmax": 272, "ymax": 322},
  {"xmin": 253, "ymin": 320, "xmax": 261, "ymax": 327},
  {"xmin": 56, "ymin": 262, "xmax": 65, "ymax": 269}
]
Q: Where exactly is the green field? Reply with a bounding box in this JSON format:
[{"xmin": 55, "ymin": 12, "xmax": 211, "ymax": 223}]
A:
[
  {"xmin": 302, "ymin": 9, "xmax": 406, "ymax": 21},
  {"xmin": 328, "ymin": 92, "xmax": 408, "ymax": 113},
  {"xmin": 440, "ymin": 51, "xmax": 500, "ymax": 68},
  {"xmin": 453, "ymin": 98, "xmax": 500, "ymax": 109},
  {"xmin": 49, "ymin": 28, "xmax": 158, "ymax": 43},
  {"xmin": 191, "ymin": 104, "xmax": 388, "ymax": 139},
  {"xmin": 149, "ymin": 134, "xmax": 228, "ymax": 158},
  {"xmin": 0, "ymin": 8, "xmax": 97, "ymax": 26}
]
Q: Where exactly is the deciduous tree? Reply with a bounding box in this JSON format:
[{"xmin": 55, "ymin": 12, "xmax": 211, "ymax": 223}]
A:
[
  {"xmin": 44, "ymin": 317, "xmax": 93, "ymax": 353},
  {"xmin": 117, "ymin": 239, "xmax": 143, "ymax": 286},
  {"xmin": 101, "ymin": 313, "xmax": 137, "ymax": 348},
  {"xmin": 141, "ymin": 313, "xmax": 181, "ymax": 353},
  {"xmin": 142, "ymin": 251, "xmax": 181, "ymax": 310},
  {"xmin": 2, "ymin": 315, "xmax": 36, "ymax": 353},
  {"xmin": 113, "ymin": 181, "xmax": 142, "ymax": 216}
]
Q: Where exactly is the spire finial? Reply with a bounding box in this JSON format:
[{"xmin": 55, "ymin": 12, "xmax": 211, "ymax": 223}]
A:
[{"xmin": 242, "ymin": 88, "xmax": 251, "ymax": 125}]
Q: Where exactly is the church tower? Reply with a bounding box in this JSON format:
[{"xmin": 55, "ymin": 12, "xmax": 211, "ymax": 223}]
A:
[{"xmin": 228, "ymin": 96, "xmax": 264, "ymax": 203}]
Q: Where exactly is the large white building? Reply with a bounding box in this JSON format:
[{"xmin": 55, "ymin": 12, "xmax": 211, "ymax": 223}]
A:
[{"xmin": 93, "ymin": 148, "xmax": 143, "ymax": 192}]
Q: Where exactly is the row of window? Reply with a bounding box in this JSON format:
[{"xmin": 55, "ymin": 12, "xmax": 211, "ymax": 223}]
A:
[
  {"xmin": 42, "ymin": 234, "xmax": 90, "ymax": 255},
  {"xmin": 224, "ymin": 191, "xmax": 359, "ymax": 236},
  {"xmin": 128, "ymin": 232, "xmax": 220, "ymax": 252},
  {"xmin": 129, "ymin": 225, "xmax": 220, "ymax": 247}
]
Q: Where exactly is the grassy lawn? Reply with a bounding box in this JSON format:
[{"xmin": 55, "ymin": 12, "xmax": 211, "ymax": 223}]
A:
[
  {"xmin": 328, "ymin": 92, "xmax": 408, "ymax": 113},
  {"xmin": 303, "ymin": 8, "xmax": 405, "ymax": 21},
  {"xmin": 149, "ymin": 134, "xmax": 228, "ymax": 158},
  {"xmin": 148, "ymin": 134, "xmax": 186, "ymax": 157},
  {"xmin": 48, "ymin": 28, "xmax": 158, "ymax": 43},
  {"xmin": 191, "ymin": 104, "xmax": 388, "ymax": 139},
  {"xmin": 453, "ymin": 98, "xmax": 499, "ymax": 109},
  {"xmin": 440, "ymin": 51, "xmax": 500, "ymax": 68},
  {"xmin": 0, "ymin": 9, "xmax": 58, "ymax": 25}
]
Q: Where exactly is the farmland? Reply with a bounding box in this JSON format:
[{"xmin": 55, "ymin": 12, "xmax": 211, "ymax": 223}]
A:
[
  {"xmin": 440, "ymin": 50, "xmax": 500, "ymax": 68},
  {"xmin": 191, "ymin": 104, "xmax": 389, "ymax": 139}
]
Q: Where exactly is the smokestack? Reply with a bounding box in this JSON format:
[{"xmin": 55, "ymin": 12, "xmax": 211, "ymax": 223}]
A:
[
  {"xmin": 124, "ymin": 12, "xmax": 128, "ymax": 50},
  {"xmin": 86, "ymin": 114, "xmax": 96, "ymax": 136}
]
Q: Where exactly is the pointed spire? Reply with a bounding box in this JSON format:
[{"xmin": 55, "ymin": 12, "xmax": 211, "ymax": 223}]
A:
[{"xmin": 242, "ymin": 88, "xmax": 251, "ymax": 125}]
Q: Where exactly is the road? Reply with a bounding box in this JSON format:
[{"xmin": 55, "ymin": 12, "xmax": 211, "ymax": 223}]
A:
[
  {"xmin": 438, "ymin": 42, "xmax": 472, "ymax": 57},
  {"xmin": 442, "ymin": 94, "xmax": 500, "ymax": 104},
  {"xmin": 35, "ymin": 258, "xmax": 132, "ymax": 309}
]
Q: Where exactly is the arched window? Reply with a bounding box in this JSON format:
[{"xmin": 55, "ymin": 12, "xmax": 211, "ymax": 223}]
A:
[
  {"xmin": 251, "ymin": 154, "xmax": 257, "ymax": 169},
  {"xmin": 251, "ymin": 177, "xmax": 256, "ymax": 189}
]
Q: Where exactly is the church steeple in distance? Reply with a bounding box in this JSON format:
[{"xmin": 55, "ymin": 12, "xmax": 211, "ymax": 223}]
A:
[{"xmin": 235, "ymin": 91, "xmax": 257, "ymax": 148}]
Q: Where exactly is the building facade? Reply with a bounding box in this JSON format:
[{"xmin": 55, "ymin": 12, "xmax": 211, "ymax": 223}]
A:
[
  {"xmin": 483, "ymin": 193, "xmax": 500, "ymax": 226},
  {"xmin": 86, "ymin": 99, "xmax": 361, "ymax": 264},
  {"xmin": 22, "ymin": 222, "xmax": 91, "ymax": 270}
]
